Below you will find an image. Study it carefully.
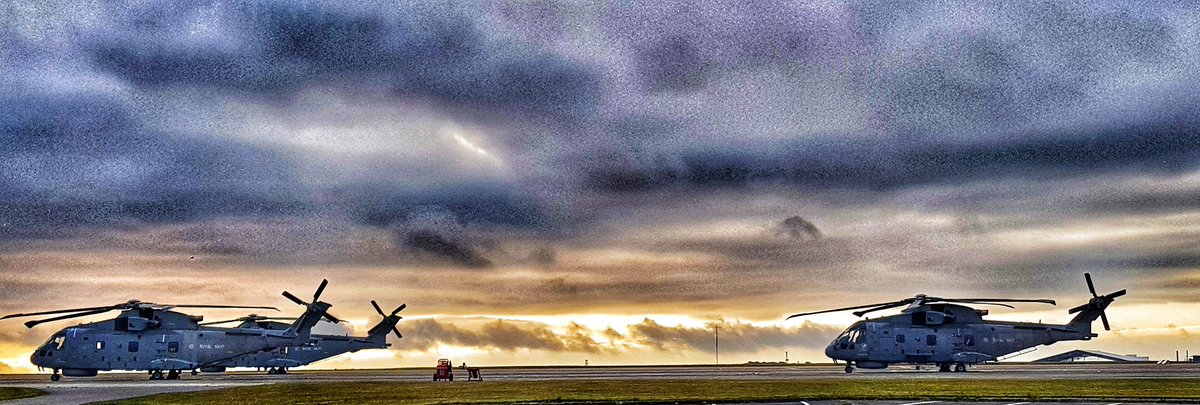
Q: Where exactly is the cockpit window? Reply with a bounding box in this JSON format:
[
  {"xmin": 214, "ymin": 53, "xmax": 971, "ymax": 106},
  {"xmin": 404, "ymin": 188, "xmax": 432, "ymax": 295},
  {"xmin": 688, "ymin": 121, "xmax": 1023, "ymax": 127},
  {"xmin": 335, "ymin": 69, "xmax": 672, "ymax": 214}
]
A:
[{"xmin": 51, "ymin": 335, "xmax": 66, "ymax": 350}]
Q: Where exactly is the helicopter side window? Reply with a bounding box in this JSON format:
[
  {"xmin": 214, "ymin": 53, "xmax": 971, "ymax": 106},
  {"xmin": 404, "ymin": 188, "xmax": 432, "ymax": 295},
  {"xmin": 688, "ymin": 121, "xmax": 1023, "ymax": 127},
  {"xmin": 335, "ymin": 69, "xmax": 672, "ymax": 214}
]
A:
[
  {"xmin": 168, "ymin": 342, "xmax": 179, "ymax": 353},
  {"xmin": 128, "ymin": 341, "xmax": 139, "ymax": 353},
  {"xmin": 896, "ymin": 334, "xmax": 905, "ymax": 343},
  {"xmin": 926, "ymin": 334, "xmax": 937, "ymax": 346},
  {"xmin": 965, "ymin": 335, "xmax": 975, "ymax": 347},
  {"xmin": 51, "ymin": 335, "xmax": 66, "ymax": 350},
  {"xmin": 96, "ymin": 341, "xmax": 105, "ymax": 350}
]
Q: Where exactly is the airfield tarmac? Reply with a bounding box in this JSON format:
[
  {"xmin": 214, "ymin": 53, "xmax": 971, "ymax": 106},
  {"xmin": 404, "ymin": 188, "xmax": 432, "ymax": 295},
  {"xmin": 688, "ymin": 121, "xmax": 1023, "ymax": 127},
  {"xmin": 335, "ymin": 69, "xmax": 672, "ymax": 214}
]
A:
[{"xmin": 1, "ymin": 363, "xmax": 1199, "ymax": 404}]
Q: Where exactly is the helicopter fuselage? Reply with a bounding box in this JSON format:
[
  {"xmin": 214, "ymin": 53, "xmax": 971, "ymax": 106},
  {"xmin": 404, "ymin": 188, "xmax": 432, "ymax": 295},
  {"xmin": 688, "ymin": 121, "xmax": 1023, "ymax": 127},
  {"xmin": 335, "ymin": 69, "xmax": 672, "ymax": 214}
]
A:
[
  {"xmin": 824, "ymin": 304, "xmax": 1092, "ymax": 369},
  {"xmin": 30, "ymin": 309, "xmax": 316, "ymax": 376}
]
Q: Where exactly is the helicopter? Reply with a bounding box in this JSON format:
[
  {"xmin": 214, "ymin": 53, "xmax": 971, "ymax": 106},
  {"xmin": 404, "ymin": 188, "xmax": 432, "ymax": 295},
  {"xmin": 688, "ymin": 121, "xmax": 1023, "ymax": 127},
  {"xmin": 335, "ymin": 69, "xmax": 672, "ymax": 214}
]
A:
[
  {"xmin": 786, "ymin": 273, "xmax": 1125, "ymax": 373},
  {"xmin": 1, "ymin": 280, "xmax": 339, "ymax": 381},
  {"xmin": 199, "ymin": 300, "xmax": 406, "ymax": 374}
]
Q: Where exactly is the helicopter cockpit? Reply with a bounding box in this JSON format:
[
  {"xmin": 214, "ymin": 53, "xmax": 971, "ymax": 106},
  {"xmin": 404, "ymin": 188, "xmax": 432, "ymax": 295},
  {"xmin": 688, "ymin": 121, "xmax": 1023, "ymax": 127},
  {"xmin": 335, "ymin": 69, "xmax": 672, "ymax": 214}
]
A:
[
  {"xmin": 830, "ymin": 323, "xmax": 866, "ymax": 350},
  {"xmin": 32, "ymin": 332, "xmax": 66, "ymax": 361}
]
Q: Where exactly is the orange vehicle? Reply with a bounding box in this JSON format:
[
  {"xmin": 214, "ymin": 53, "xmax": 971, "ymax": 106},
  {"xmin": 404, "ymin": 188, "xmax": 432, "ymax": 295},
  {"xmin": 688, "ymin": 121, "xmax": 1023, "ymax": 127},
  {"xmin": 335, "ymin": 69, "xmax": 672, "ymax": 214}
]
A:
[{"xmin": 433, "ymin": 358, "xmax": 453, "ymax": 381}]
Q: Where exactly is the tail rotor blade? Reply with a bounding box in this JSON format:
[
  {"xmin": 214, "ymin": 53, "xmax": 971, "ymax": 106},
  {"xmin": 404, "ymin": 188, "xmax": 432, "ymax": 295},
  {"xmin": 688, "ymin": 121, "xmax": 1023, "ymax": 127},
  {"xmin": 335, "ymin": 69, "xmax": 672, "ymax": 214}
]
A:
[
  {"xmin": 323, "ymin": 313, "xmax": 341, "ymax": 323},
  {"xmin": 282, "ymin": 291, "xmax": 307, "ymax": 306},
  {"xmin": 313, "ymin": 279, "xmax": 328, "ymax": 301},
  {"xmin": 391, "ymin": 303, "xmax": 406, "ymax": 316},
  {"xmin": 1085, "ymin": 273, "xmax": 1097, "ymax": 297},
  {"xmin": 392, "ymin": 326, "xmax": 403, "ymax": 339},
  {"xmin": 1106, "ymin": 289, "xmax": 1127, "ymax": 299},
  {"xmin": 1067, "ymin": 303, "xmax": 1089, "ymax": 314},
  {"xmin": 371, "ymin": 300, "xmax": 386, "ymax": 317},
  {"xmin": 1100, "ymin": 311, "xmax": 1111, "ymax": 331}
]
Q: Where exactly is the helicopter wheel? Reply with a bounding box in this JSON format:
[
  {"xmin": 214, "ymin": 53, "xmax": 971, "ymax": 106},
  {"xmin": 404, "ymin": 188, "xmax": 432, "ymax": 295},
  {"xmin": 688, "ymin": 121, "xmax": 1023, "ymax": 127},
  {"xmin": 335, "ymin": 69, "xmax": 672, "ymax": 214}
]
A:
[
  {"xmin": 191, "ymin": 370, "xmax": 198, "ymax": 376},
  {"xmin": 50, "ymin": 372, "xmax": 61, "ymax": 382},
  {"xmin": 954, "ymin": 363, "xmax": 966, "ymax": 372},
  {"xmin": 166, "ymin": 370, "xmax": 180, "ymax": 380},
  {"xmin": 844, "ymin": 365, "xmax": 854, "ymax": 373},
  {"xmin": 277, "ymin": 368, "xmax": 288, "ymax": 375},
  {"xmin": 938, "ymin": 363, "xmax": 951, "ymax": 373},
  {"xmin": 150, "ymin": 370, "xmax": 165, "ymax": 380},
  {"xmin": 266, "ymin": 368, "xmax": 275, "ymax": 375}
]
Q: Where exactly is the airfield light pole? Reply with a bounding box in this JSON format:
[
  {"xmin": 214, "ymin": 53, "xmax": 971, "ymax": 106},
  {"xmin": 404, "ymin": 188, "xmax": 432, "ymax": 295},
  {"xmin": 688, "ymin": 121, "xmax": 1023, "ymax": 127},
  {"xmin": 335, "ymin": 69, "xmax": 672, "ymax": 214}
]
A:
[{"xmin": 714, "ymin": 325, "xmax": 720, "ymax": 365}]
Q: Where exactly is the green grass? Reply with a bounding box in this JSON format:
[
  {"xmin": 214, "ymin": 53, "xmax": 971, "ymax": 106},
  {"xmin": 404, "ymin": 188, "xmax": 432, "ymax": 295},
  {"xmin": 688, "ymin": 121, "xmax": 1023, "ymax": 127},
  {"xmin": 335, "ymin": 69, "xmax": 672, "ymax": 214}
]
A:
[
  {"xmin": 98, "ymin": 379, "xmax": 1200, "ymax": 404},
  {"xmin": 0, "ymin": 387, "xmax": 44, "ymax": 401}
]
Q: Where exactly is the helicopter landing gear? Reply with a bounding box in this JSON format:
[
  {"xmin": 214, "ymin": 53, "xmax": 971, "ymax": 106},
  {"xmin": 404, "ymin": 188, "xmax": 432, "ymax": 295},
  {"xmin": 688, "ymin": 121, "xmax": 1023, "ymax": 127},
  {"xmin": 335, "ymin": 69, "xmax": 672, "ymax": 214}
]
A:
[
  {"xmin": 191, "ymin": 369, "xmax": 199, "ymax": 376},
  {"xmin": 149, "ymin": 370, "xmax": 165, "ymax": 380},
  {"xmin": 166, "ymin": 370, "xmax": 181, "ymax": 380},
  {"xmin": 50, "ymin": 370, "xmax": 61, "ymax": 382},
  {"xmin": 954, "ymin": 363, "xmax": 967, "ymax": 372},
  {"xmin": 267, "ymin": 367, "xmax": 288, "ymax": 375},
  {"xmin": 844, "ymin": 364, "xmax": 854, "ymax": 373},
  {"xmin": 938, "ymin": 363, "xmax": 951, "ymax": 372}
]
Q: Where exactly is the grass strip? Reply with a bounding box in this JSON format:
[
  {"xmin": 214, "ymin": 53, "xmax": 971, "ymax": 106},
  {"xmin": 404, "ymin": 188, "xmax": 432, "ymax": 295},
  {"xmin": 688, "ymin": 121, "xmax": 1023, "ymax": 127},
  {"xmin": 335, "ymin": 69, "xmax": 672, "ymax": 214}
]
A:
[
  {"xmin": 0, "ymin": 387, "xmax": 44, "ymax": 401},
  {"xmin": 97, "ymin": 378, "xmax": 1200, "ymax": 404}
]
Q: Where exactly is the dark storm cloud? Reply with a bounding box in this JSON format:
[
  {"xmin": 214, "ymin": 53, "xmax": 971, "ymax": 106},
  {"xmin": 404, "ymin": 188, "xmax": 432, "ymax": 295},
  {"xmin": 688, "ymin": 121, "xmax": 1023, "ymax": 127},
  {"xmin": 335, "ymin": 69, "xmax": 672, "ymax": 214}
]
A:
[
  {"xmin": 776, "ymin": 216, "xmax": 821, "ymax": 241},
  {"xmin": 401, "ymin": 230, "xmax": 492, "ymax": 269},
  {"xmin": 587, "ymin": 115, "xmax": 1200, "ymax": 193},
  {"xmin": 0, "ymin": 92, "xmax": 303, "ymax": 240},
  {"xmin": 89, "ymin": 2, "xmax": 598, "ymax": 122}
]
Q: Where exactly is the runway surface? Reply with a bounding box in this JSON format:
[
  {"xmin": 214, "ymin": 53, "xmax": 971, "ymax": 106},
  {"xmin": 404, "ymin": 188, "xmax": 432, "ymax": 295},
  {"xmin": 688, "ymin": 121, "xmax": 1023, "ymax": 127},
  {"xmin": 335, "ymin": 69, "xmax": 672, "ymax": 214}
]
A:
[{"xmin": 2, "ymin": 363, "xmax": 1199, "ymax": 404}]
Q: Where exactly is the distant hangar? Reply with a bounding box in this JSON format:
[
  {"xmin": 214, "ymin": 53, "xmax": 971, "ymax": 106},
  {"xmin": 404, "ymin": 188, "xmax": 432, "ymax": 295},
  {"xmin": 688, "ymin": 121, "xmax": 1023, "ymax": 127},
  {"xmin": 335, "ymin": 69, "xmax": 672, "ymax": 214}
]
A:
[{"xmin": 1033, "ymin": 349, "xmax": 1150, "ymax": 363}]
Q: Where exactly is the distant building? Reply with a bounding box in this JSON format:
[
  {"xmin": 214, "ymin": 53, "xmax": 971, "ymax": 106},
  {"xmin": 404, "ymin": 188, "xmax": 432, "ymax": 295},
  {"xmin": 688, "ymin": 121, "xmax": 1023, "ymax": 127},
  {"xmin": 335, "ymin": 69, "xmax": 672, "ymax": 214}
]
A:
[{"xmin": 1033, "ymin": 349, "xmax": 1150, "ymax": 363}]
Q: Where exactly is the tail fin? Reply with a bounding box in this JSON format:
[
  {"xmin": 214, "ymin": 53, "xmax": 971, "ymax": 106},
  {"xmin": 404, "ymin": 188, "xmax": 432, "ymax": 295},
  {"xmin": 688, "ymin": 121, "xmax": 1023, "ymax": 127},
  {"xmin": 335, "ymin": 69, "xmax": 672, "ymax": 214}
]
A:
[
  {"xmin": 1066, "ymin": 273, "xmax": 1126, "ymax": 336},
  {"xmin": 281, "ymin": 280, "xmax": 338, "ymax": 342},
  {"xmin": 366, "ymin": 300, "xmax": 405, "ymax": 346}
]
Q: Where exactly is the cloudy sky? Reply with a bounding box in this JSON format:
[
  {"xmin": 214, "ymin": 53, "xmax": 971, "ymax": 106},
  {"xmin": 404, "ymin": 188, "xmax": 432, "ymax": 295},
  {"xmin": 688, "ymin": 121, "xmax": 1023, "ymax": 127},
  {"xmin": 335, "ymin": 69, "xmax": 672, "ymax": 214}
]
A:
[{"xmin": 1, "ymin": 0, "xmax": 1200, "ymax": 371}]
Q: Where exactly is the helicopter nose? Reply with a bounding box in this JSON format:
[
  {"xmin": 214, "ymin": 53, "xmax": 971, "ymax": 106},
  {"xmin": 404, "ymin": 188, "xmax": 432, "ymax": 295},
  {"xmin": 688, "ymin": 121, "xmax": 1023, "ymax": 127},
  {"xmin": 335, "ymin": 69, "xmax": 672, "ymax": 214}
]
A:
[{"xmin": 824, "ymin": 343, "xmax": 836, "ymax": 358}]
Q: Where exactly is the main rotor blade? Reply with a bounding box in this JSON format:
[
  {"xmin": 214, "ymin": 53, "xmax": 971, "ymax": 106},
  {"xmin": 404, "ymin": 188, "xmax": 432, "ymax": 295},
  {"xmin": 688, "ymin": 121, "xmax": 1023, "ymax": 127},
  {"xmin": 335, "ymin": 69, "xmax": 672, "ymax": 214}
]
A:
[
  {"xmin": 282, "ymin": 291, "xmax": 307, "ymax": 306},
  {"xmin": 24, "ymin": 308, "xmax": 114, "ymax": 328},
  {"xmin": 945, "ymin": 298, "xmax": 1056, "ymax": 305},
  {"xmin": 371, "ymin": 300, "xmax": 385, "ymax": 317},
  {"xmin": 172, "ymin": 305, "xmax": 279, "ymax": 311},
  {"xmin": 392, "ymin": 326, "xmax": 403, "ymax": 339},
  {"xmin": 198, "ymin": 319, "xmax": 242, "ymax": 326},
  {"xmin": 391, "ymin": 303, "xmax": 406, "ymax": 316},
  {"xmin": 940, "ymin": 300, "xmax": 1015, "ymax": 309},
  {"xmin": 788, "ymin": 299, "xmax": 910, "ymax": 319},
  {"xmin": 1085, "ymin": 273, "xmax": 1097, "ymax": 297},
  {"xmin": 313, "ymin": 279, "xmax": 328, "ymax": 301},
  {"xmin": 1100, "ymin": 311, "xmax": 1111, "ymax": 331},
  {"xmin": 2, "ymin": 305, "xmax": 117, "ymax": 320},
  {"xmin": 852, "ymin": 301, "xmax": 911, "ymax": 317}
]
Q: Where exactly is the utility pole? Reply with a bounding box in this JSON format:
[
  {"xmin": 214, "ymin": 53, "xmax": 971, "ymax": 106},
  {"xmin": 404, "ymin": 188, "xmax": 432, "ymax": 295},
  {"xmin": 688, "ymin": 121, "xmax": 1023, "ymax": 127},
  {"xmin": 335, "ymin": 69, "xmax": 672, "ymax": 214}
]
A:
[
  {"xmin": 714, "ymin": 325, "xmax": 720, "ymax": 365},
  {"xmin": 785, "ymin": 351, "xmax": 789, "ymax": 364}
]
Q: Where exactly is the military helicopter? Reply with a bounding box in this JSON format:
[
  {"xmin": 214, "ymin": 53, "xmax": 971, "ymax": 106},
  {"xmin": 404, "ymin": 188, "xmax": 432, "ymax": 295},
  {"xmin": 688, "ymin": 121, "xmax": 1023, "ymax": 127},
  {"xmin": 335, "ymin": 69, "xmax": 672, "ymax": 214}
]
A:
[
  {"xmin": 199, "ymin": 300, "xmax": 406, "ymax": 374},
  {"xmin": 1, "ymin": 280, "xmax": 338, "ymax": 381},
  {"xmin": 786, "ymin": 273, "xmax": 1125, "ymax": 373}
]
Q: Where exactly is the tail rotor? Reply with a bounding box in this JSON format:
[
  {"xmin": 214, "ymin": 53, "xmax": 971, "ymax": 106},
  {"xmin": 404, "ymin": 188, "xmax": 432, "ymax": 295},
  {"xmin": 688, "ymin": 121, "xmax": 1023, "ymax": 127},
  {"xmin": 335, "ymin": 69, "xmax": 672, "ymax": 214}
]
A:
[
  {"xmin": 370, "ymin": 300, "xmax": 406, "ymax": 339},
  {"xmin": 1067, "ymin": 273, "xmax": 1126, "ymax": 331},
  {"xmin": 282, "ymin": 279, "xmax": 341, "ymax": 323}
]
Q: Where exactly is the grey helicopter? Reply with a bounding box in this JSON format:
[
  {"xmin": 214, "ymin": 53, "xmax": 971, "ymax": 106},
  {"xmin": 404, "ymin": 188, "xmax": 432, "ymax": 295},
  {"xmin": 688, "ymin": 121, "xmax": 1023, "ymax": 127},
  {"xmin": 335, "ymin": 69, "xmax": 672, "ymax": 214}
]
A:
[
  {"xmin": 199, "ymin": 300, "xmax": 405, "ymax": 374},
  {"xmin": 0, "ymin": 280, "xmax": 339, "ymax": 381},
  {"xmin": 786, "ymin": 273, "xmax": 1125, "ymax": 373}
]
